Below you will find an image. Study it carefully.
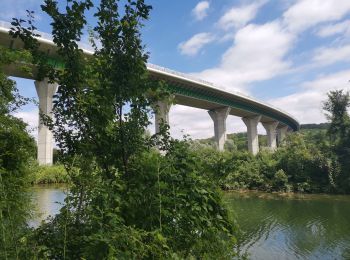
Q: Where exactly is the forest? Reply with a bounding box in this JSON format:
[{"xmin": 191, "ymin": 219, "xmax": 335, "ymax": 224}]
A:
[{"xmin": 193, "ymin": 115, "xmax": 350, "ymax": 194}]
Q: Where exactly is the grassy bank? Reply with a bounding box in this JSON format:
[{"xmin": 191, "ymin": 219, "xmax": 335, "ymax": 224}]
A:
[{"xmin": 29, "ymin": 163, "xmax": 70, "ymax": 184}]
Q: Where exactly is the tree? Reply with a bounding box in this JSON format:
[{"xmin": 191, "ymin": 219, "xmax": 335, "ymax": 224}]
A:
[
  {"xmin": 11, "ymin": 0, "xmax": 236, "ymax": 258},
  {"xmin": 323, "ymin": 90, "xmax": 350, "ymax": 192},
  {"xmin": 323, "ymin": 90, "xmax": 350, "ymax": 143},
  {"xmin": 0, "ymin": 47, "xmax": 36, "ymax": 259}
]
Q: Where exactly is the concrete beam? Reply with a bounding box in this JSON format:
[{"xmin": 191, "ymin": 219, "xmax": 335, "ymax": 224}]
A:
[
  {"xmin": 277, "ymin": 125, "xmax": 289, "ymax": 145},
  {"xmin": 242, "ymin": 115, "xmax": 261, "ymax": 155},
  {"xmin": 154, "ymin": 101, "xmax": 171, "ymax": 134},
  {"xmin": 208, "ymin": 107, "xmax": 231, "ymax": 151},
  {"xmin": 262, "ymin": 121, "xmax": 279, "ymax": 150},
  {"xmin": 35, "ymin": 78, "xmax": 58, "ymax": 165}
]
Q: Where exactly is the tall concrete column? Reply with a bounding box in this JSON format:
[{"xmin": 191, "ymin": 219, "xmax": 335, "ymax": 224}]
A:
[
  {"xmin": 35, "ymin": 79, "xmax": 58, "ymax": 165},
  {"xmin": 262, "ymin": 121, "xmax": 279, "ymax": 150},
  {"xmin": 208, "ymin": 107, "xmax": 231, "ymax": 151},
  {"xmin": 277, "ymin": 125, "xmax": 288, "ymax": 145},
  {"xmin": 154, "ymin": 101, "xmax": 171, "ymax": 134},
  {"xmin": 242, "ymin": 115, "xmax": 261, "ymax": 155}
]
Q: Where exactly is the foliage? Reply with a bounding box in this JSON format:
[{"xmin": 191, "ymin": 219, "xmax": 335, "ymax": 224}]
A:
[
  {"xmin": 28, "ymin": 163, "xmax": 69, "ymax": 184},
  {"xmin": 191, "ymin": 131, "xmax": 341, "ymax": 194},
  {"xmin": 323, "ymin": 90, "xmax": 350, "ymax": 192},
  {"xmin": 300, "ymin": 123, "xmax": 330, "ymax": 130},
  {"xmin": 198, "ymin": 132, "xmax": 267, "ymax": 152},
  {"xmin": 187, "ymin": 92, "xmax": 350, "ymax": 195},
  {"xmin": 0, "ymin": 47, "xmax": 36, "ymax": 259},
  {"xmin": 10, "ymin": 0, "xmax": 236, "ymax": 258},
  {"xmin": 272, "ymin": 169, "xmax": 288, "ymax": 191}
]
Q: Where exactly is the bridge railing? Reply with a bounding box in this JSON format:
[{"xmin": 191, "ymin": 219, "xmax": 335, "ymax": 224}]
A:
[
  {"xmin": 147, "ymin": 63, "xmax": 297, "ymax": 123},
  {"xmin": 0, "ymin": 20, "xmax": 94, "ymax": 52}
]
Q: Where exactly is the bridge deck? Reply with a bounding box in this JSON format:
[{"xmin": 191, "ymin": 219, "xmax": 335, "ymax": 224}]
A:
[{"xmin": 0, "ymin": 21, "xmax": 299, "ymax": 131}]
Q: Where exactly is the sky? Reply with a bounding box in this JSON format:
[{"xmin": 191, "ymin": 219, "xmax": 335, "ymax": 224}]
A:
[{"xmin": 2, "ymin": 0, "xmax": 350, "ymax": 139}]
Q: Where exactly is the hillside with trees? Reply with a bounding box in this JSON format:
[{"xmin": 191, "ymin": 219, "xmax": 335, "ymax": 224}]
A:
[{"xmin": 190, "ymin": 95, "xmax": 350, "ymax": 194}]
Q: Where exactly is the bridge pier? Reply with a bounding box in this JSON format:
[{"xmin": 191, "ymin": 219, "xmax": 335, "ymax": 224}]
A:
[
  {"xmin": 208, "ymin": 107, "xmax": 231, "ymax": 151},
  {"xmin": 277, "ymin": 126, "xmax": 288, "ymax": 145},
  {"xmin": 154, "ymin": 101, "xmax": 171, "ymax": 134},
  {"xmin": 242, "ymin": 115, "xmax": 261, "ymax": 155},
  {"xmin": 35, "ymin": 79, "xmax": 57, "ymax": 165},
  {"xmin": 262, "ymin": 121, "xmax": 279, "ymax": 150}
]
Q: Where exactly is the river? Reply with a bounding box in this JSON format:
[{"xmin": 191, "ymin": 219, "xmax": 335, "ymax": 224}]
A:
[{"xmin": 31, "ymin": 185, "xmax": 350, "ymax": 259}]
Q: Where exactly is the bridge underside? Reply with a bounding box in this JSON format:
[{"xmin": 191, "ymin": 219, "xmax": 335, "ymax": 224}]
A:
[
  {"xmin": 0, "ymin": 25, "xmax": 299, "ymax": 164},
  {"xmin": 175, "ymin": 95, "xmax": 271, "ymax": 123}
]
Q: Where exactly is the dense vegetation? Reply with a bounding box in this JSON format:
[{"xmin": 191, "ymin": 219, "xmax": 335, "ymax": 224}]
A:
[
  {"xmin": 0, "ymin": 47, "xmax": 36, "ymax": 259},
  {"xmin": 29, "ymin": 163, "xmax": 69, "ymax": 184},
  {"xmin": 191, "ymin": 92, "xmax": 350, "ymax": 194},
  {"xmin": 0, "ymin": 0, "xmax": 236, "ymax": 258}
]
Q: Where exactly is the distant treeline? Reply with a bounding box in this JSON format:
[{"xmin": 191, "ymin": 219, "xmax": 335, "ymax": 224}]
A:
[
  {"xmin": 191, "ymin": 94, "xmax": 350, "ymax": 195},
  {"xmin": 300, "ymin": 123, "xmax": 330, "ymax": 130}
]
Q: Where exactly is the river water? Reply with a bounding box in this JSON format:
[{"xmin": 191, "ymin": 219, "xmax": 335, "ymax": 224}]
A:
[{"xmin": 31, "ymin": 185, "xmax": 350, "ymax": 259}]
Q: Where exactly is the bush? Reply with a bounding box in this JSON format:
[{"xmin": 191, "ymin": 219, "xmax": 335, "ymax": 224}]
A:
[
  {"xmin": 29, "ymin": 163, "xmax": 69, "ymax": 184},
  {"xmin": 0, "ymin": 116, "xmax": 36, "ymax": 258},
  {"xmin": 192, "ymin": 132, "xmax": 342, "ymax": 194},
  {"xmin": 29, "ymin": 141, "xmax": 237, "ymax": 259},
  {"xmin": 272, "ymin": 169, "xmax": 288, "ymax": 191}
]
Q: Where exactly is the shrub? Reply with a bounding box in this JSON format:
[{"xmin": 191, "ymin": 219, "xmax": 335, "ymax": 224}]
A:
[
  {"xmin": 32, "ymin": 164, "xmax": 69, "ymax": 184},
  {"xmin": 272, "ymin": 169, "xmax": 288, "ymax": 191}
]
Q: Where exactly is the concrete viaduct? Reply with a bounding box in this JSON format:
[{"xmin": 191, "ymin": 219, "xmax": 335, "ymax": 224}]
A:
[{"xmin": 0, "ymin": 21, "xmax": 299, "ymax": 165}]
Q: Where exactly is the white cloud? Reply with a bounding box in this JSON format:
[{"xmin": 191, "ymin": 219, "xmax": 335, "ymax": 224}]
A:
[
  {"xmin": 302, "ymin": 70, "xmax": 350, "ymax": 91},
  {"xmin": 169, "ymin": 105, "xmax": 213, "ymax": 139},
  {"xmin": 192, "ymin": 1, "xmax": 210, "ymax": 21},
  {"xmin": 173, "ymin": 0, "xmax": 350, "ymax": 138},
  {"xmin": 313, "ymin": 45, "xmax": 350, "ymax": 66},
  {"xmin": 14, "ymin": 109, "xmax": 38, "ymax": 138},
  {"xmin": 270, "ymin": 70, "xmax": 350, "ymax": 124},
  {"xmin": 194, "ymin": 22, "xmax": 294, "ymax": 92},
  {"xmin": 190, "ymin": 0, "xmax": 350, "ymax": 93},
  {"xmin": 217, "ymin": 0, "xmax": 267, "ymax": 30},
  {"xmin": 283, "ymin": 0, "xmax": 350, "ymax": 33},
  {"xmin": 317, "ymin": 19, "xmax": 350, "ymax": 38},
  {"xmin": 178, "ymin": 32, "xmax": 215, "ymax": 56},
  {"xmin": 168, "ymin": 105, "xmax": 254, "ymax": 139}
]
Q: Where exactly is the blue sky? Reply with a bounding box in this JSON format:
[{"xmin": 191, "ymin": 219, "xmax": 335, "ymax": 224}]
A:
[{"xmin": 2, "ymin": 0, "xmax": 350, "ymax": 139}]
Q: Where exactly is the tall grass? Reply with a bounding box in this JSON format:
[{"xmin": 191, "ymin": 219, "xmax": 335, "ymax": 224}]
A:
[{"xmin": 28, "ymin": 162, "xmax": 69, "ymax": 184}]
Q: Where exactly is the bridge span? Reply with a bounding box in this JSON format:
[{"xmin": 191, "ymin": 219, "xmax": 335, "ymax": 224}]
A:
[{"xmin": 0, "ymin": 21, "xmax": 299, "ymax": 165}]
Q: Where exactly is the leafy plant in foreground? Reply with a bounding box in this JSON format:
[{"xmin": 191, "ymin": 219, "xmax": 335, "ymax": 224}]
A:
[
  {"xmin": 10, "ymin": 0, "xmax": 237, "ymax": 258},
  {"xmin": 0, "ymin": 47, "xmax": 36, "ymax": 259}
]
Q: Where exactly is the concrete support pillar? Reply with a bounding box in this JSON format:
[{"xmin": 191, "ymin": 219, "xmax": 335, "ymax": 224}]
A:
[
  {"xmin": 242, "ymin": 115, "xmax": 261, "ymax": 155},
  {"xmin": 154, "ymin": 101, "xmax": 171, "ymax": 134},
  {"xmin": 208, "ymin": 107, "xmax": 231, "ymax": 151},
  {"xmin": 277, "ymin": 126, "xmax": 289, "ymax": 145},
  {"xmin": 262, "ymin": 121, "xmax": 279, "ymax": 150},
  {"xmin": 35, "ymin": 79, "xmax": 58, "ymax": 165}
]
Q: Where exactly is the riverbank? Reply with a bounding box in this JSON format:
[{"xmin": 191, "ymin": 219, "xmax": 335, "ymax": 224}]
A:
[
  {"xmin": 28, "ymin": 163, "xmax": 347, "ymax": 197},
  {"xmin": 224, "ymin": 188, "xmax": 350, "ymax": 201},
  {"xmin": 29, "ymin": 164, "xmax": 69, "ymax": 184},
  {"xmin": 222, "ymin": 185, "xmax": 350, "ymax": 196},
  {"xmin": 30, "ymin": 185, "xmax": 350, "ymax": 259}
]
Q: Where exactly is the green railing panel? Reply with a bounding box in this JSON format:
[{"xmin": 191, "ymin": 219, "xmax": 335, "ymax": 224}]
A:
[{"xmin": 166, "ymin": 84, "xmax": 298, "ymax": 131}]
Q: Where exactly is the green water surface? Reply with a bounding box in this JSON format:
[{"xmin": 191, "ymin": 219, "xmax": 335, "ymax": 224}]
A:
[
  {"xmin": 31, "ymin": 186, "xmax": 350, "ymax": 259},
  {"xmin": 225, "ymin": 191, "xmax": 350, "ymax": 259}
]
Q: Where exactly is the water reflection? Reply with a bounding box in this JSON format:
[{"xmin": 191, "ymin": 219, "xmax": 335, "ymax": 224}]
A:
[
  {"xmin": 30, "ymin": 186, "xmax": 350, "ymax": 259},
  {"xmin": 225, "ymin": 192, "xmax": 350, "ymax": 260},
  {"xmin": 30, "ymin": 184, "xmax": 67, "ymax": 227}
]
